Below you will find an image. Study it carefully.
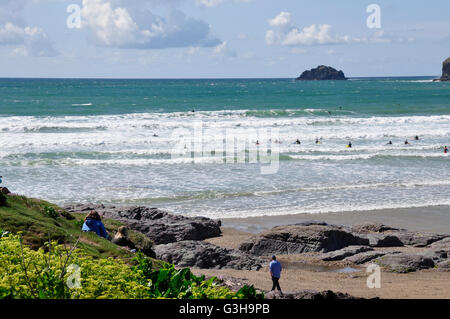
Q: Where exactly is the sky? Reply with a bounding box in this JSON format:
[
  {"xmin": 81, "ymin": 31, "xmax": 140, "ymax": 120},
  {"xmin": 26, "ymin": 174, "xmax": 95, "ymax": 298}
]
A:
[{"xmin": 0, "ymin": 0, "xmax": 449, "ymax": 78}]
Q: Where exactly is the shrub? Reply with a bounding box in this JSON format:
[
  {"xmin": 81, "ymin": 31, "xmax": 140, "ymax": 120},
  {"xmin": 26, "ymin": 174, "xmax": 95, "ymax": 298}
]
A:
[
  {"xmin": 43, "ymin": 206, "xmax": 59, "ymax": 219},
  {"xmin": 0, "ymin": 235, "xmax": 264, "ymax": 299},
  {"xmin": 0, "ymin": 193, "xmax": 7, "ymax": 207}
]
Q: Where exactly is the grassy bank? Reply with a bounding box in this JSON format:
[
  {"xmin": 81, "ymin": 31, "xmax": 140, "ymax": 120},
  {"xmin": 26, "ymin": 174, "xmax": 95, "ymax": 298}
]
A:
[{"xmin": 0, "ymin": 194, "xmax": 262, "ymax": 299}]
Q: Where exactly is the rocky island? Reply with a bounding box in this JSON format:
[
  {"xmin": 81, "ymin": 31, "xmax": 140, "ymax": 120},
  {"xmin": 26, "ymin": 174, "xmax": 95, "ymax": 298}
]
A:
[
  {"xmin": 439, "ymin": 57, "xmax": 450, "ymax": 81},
  {"xmin": 296, "ymin": 65, "xmax": 347, "ymax": 81}
]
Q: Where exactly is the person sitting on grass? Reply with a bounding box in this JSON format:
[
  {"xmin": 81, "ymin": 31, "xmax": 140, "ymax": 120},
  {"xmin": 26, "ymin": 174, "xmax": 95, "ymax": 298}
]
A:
[
  {"xmin": 82, "ymin": 210, "xmax": 110, "ymax": 240},
  {"xmin": 112, "ymin": 226, "xmax": 136, "ymax": 252}
]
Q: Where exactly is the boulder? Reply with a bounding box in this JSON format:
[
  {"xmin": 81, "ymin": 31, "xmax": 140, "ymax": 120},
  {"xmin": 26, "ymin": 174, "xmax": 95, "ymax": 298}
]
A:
[
  {"xmin": 351, "ymin": 222, "xmax": 401, "ymax": 234},
  {"xmin": 360, "ymin": 234, "xmax": 404, "ymax": 247},
  {"xmin": 239, "ymin": 224, "xmax": 369, "ymax": 256},
  {"xmin": 436, "ymin": 259, "xmax": 450, "ymax": 271},
  {"xmin": 344, "ymin": 251, "xmax": 387, "ymax": 265},
  {"xmin": 154, "ymin": 240, "xmax": 264, "ymax": 270},
  {"xmin": 296, "ymin": 65, "xmax": 347, "ymax": 81},
  {"xmin": 375, "ymin": 253, "xmax": 435, "ymax": 273},
  {"xmin": 320, "ymin": 246, "xmax": 373, "ymax": 261},
  {"xmin": 439, "ymin": 57, "xmax": 450, "ymax": 81},
  {"xmin": 393, "ymin": 232, "xmax": 448, "ymax": 247},
  {"xmin": 265, "ymin": 290, "xmax": 357, "ymax": 299},
  {"xmin": 64, "ymin": 204, "xmax": 222, "ymax": 244}
]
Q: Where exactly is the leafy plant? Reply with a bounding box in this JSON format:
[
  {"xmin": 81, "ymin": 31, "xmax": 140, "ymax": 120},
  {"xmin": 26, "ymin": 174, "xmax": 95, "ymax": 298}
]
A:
[{"xmin": 43, "ymin": 206, "xmax": 59, "ymax": 219}]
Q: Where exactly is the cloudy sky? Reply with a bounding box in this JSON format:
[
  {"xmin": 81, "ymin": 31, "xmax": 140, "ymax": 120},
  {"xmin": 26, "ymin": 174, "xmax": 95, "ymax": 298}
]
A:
[{"xmin": 1, "ymin": 0, "xmax": 449, "ymax": 78}]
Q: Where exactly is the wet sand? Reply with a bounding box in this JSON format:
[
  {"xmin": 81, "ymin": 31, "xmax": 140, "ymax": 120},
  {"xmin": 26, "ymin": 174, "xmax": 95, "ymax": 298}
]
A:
[{"xmin": 219, "ymin": 206, "xmax": 450, "ymax": 234}]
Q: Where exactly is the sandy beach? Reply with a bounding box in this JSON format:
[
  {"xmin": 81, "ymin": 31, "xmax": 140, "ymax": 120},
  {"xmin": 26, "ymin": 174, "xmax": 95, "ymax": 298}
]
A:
[
  {"xmin": 191, "ymin": 215, "xmax": 450, "ymax": 299},
  {"xmin": 220, "ymin": 206, "xmax": 450, "ymax": 234}
]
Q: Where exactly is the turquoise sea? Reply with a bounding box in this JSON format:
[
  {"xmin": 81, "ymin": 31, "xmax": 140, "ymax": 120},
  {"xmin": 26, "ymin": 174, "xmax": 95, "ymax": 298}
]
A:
[{"xmin": 0, "ymin": 77, "xmax": 449, "ymax": 218}]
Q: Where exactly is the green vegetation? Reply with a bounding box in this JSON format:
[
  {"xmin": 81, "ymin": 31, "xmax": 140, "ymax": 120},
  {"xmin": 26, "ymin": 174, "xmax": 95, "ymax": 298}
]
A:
[{"xmin": 0, "ymin": 195, "xmax": 264, "ymax": 299}]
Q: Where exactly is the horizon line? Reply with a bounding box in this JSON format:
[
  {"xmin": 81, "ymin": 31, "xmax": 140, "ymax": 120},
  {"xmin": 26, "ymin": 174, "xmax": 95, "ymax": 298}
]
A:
[{"xmin": 0, "ymin": 75, "xmax": 439, "ymax": 80}]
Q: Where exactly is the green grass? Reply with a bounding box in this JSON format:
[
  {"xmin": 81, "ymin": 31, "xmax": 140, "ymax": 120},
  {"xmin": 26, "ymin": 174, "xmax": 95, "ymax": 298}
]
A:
[{"xmin": 0, "ymin": 194, "xmax": 158, "ymax": 264}]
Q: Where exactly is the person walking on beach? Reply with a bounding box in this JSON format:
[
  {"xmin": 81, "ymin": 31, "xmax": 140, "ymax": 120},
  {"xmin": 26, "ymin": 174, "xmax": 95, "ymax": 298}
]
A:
[{"xmin": 269, "ymin": 255, "xmax": 283, "ymax": 295}]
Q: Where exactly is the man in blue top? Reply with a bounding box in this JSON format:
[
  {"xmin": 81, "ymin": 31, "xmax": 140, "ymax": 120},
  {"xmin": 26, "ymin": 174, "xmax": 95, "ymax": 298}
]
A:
[{"xmin": 269, "ymin": 255, "xmax": 283, "ymax": 295}]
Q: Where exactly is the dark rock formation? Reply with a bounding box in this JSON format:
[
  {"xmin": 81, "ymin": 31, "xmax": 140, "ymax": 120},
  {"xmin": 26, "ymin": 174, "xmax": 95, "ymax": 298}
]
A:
[
  {"xmin": 239, "ymin": 223, "xmax": 369, "ymax": 256},
  {"xmin": 320, "ymin": 245, "xmax": 373, "ymax": 261},
  {"xmin": 375, "ymin": 253, "xmax": 435, "ymax": 273},
  {"xmin": 393, "ymin": 232, "xmax": 448, "ymax": 247},
  {"xmin": 265, "ymin": 290, "xmax": 358, "ymax": 299},
  {"xmin": 154, "ymin": 240, "xmax": 264, "ymax": 270},
  {"xmin": 344, "ymin": 251, "xmax": 387, "ymax": 264},
  {"xmin": 439, "ymin": 57, "xmax": 450, "ymax": 81},
  {"xmin": 296, "ymin": 65, "xmax": 347, "ymax": 81},
  {"xmin": 64, "ymin": 204, "xmax": 221, "ymax": 244}
]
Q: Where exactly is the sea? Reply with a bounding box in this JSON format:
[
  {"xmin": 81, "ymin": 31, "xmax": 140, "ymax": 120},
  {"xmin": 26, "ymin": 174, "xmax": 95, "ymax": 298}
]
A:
[{"xmin": 0, "ymin": 77, "xmax": 449, "ymax": 219}]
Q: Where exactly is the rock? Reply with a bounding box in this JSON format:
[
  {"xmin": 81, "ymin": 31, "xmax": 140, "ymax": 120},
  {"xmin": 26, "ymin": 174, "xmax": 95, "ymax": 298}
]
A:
[
  {"xmin": 265, "ymin": 290, "xmax": 357, "ymax": 299},
  {"xmin": 375, "ymin": 253, "xmax": 435, "ymax": 273},
  {"xmin": 393, "ymin": 232, "xmax": 448, "ymax": 247},
  {"xmin": 430, "ymin": 237, "xmax": 450, "ymax": 251},
  {"xmin": 436, "ymin": 259, "xmax": 450, "ymax": 271},
  {"xmin": 320, "ymin": 246, "xmax": 373, "ymax": 261},
  {"xmin": 65, "ymin": 204, "xmax": 222, "ymax": 244},
  {"xmin": 239, "ymin": 224, "xmax": 369, "ymax": 256},
  {"xmin": 439, "ymin": 57, "xmax": 450, "ymax": 81},
  {"xmin": 154, "ymin": 240, "xmax": 264, "ymax": 270},
  {"xmin": 296, "ymin": 65, "xmax": 347, "ymax": 81},
  {"xmin": 344, "ymin": 251, "xmax": 387, "ymax": 264},
  {"xmin": 360, "ymin": 234, "xmax": 404, "ymax": 247},
  {"xmin": 351, "ymin": 222, "xmax": 401, "ymax": 234}
]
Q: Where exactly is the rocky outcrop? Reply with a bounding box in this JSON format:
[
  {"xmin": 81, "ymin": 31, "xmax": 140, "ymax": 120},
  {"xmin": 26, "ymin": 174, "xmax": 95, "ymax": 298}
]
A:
[
  {"xmin": 265, "ymin": 290, "xmax": 357, "ymax": 299},
  {"xmin": 351, "ymin": 222, "xmax": 446, "ymax": 247},
  {"xmin": 296, "ymin": 65, "xmax": 347, "ymax": 81},
  {"xmin": 344, "ymin": 251, "xmax": 387, "ymax": 264},
  {"xmin": 64, "ymin": 204, "xmax": 221, "ymax": 245},
  {"xmin": 320, "ymin": 246, "xmax": 373, "ymax": 261},
  {"xmin": 154, "ymin": 240, "xmax": 264, "ymax": 270},
  {"xmin": 239, "ymin": 222, "xmax": 369, "ymax": 256},
  {"xmin": 375, "ymin": 253, "xmax": 435, "ymax": 273},
  {"xmin": 439, "ymin": 57, "xmax": 450, "ymax": 81}
]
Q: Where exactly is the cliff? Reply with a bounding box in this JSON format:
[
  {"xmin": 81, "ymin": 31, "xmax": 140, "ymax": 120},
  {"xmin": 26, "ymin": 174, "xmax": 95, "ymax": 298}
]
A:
[{"xmin": 440, "ymin": 57, "xmax": 450, "ymax": 81}]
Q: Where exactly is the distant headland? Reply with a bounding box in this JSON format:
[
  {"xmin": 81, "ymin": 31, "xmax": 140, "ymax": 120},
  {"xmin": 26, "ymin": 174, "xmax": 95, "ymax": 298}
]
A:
[
  {"xmin": 296, "ymin": 65, "xmax": 347, "ymax": 81},
  {"xmin": 438, "ymin": 57, "xmax": 450, "ymax": 81}
]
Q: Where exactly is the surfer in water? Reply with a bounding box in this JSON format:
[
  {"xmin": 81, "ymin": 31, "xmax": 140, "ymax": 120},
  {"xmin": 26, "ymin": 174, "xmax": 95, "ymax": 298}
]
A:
[
  {"xmin": 387, "ymin": 140, "xmax": 393, "ymax": 145},
  {"xmin": 315, "ymin": 138, "xmax": 320, "ymax": 144},
  {"xmin": 445, "ymin": 146, "xmax": 448, "ymax": 154},
  {"xmin": 347, "ymin": 141, "xmax": 352, "ymax": 148},
  {"xmin": 415, "ymin": 135, "xmax": 419, "ymax": 141},
  {"xmin": 405, "ymin": 139, "xmax": 409, "ymax": 145},
  {"xmin": 295, "ymin": 139, "xmax": 301, "ymax": 145}
]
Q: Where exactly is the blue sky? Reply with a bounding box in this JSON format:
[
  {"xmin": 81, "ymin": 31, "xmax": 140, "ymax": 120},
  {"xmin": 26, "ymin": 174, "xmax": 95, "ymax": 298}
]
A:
[{"xmin": 0, "ymin": 0, "xmax": 449, "ymax": 78}]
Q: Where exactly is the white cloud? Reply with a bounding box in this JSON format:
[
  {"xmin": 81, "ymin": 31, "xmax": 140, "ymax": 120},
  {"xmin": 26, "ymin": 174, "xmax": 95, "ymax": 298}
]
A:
[
  {"xmin": 196, "ymin": 0, "xmax": 224, "ymax": 7},
  {"xmin": 213, "ymin": 41, "xmax": 236, "ymax": 57},
  {"xmin": 81, "ymin": 0, "xmax": 220, "ymax": 49},
  {"xmin": 268, "ymin": 11, "xmax": 291, "ymax": 27},
  {"xmin": 0, "ymin": 1, "xmax": 58, "ymax": 57},
  {"xmin": 266, "ymin": 12, "xmax": 356, "ymax": 47}
]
